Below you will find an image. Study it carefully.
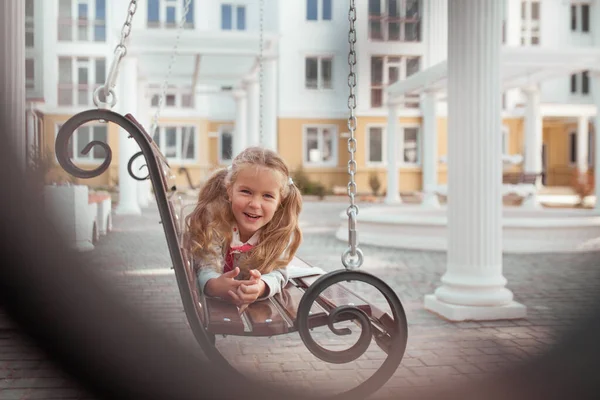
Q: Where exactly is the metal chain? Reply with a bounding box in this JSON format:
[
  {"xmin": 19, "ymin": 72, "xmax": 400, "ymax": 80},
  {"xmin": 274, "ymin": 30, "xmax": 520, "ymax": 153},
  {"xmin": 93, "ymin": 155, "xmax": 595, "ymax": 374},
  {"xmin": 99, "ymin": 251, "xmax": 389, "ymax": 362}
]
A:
[
  {"xmin": 150, "ymin": 0, "xmax": 193, "ymax": 137},
  {"xmin": 93, "ymin": 0, "xmax": 138, "ymax": 109},
  {"xmin": 258, "ymin": 0, "xmax": 265, "ymax": 146},
  {"xmin": 341, "ymin": 0, "xmax": 363, "ymax": 270}
]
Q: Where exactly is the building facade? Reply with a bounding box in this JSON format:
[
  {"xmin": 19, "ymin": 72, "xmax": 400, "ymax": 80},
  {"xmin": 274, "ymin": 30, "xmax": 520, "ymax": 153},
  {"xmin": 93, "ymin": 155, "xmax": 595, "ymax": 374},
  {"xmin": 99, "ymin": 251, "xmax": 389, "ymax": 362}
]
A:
[{"xmin": 25, "ymin": 0, "xmax": 599, "ymax": 197}]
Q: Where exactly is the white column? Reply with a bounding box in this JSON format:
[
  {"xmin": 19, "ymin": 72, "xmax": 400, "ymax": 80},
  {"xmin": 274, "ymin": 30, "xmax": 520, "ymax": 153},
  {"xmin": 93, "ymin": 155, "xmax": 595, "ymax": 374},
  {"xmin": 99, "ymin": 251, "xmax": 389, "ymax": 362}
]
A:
[
  {"xmin": 424, "ymin": 0, "xmax": 526, "ymax": 321},
  {"xmin": 422, "ymin": 0, "xmax": 448, "ymax": 67},
  {"xmin": 504, "ymin": 0, "xmax": 523, "ymax": 110},
  {"xmin": 576, "ymin": 116, "xmax": 589, "ymax": 174},
  {"xmin": 245, "ymin": 76, "xmax": 260, "ymax": 147},
  {"xmin": 592, "ymin": 72, "xmax": 600, "ymax": 210},
  {"xmin": 0, "ymin": 0, "xmax": 26, "ymax": 171},
  {"xmin": 136, "ymin": 78, "xmax": 152, "ymax": 208},
  {"xmin": 233, "ymin": 90, "xmax": 248, "ymax": 158},
  {"xmin": 385, "ymin": 103, "xmax": 401, "ymax": 204},
  {"xmin": 420, "ymin": 91, "xmax": 440, "ymax": 207},
  {"xmin": 522, "ymin": 86, "xmax": 543, "ymax": 208},
  {"xmin": 115, "ymin": 57, "xmax": 141, "ymax": 215},
  {"xmin": 261, "ymin": 58, "xmax": 278, "ymax": 151}
]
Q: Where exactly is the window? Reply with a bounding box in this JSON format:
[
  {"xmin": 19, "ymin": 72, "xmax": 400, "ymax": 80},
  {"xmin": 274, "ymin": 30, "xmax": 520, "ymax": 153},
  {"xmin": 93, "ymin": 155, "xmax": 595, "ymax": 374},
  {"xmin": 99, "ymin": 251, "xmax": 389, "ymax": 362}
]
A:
[
  {"xmin": 571, "ymin": 3, "xmax": 590, "ymax": 33},
  {"xmin": 26, "ymin": 59, "xmax": 35, "ymax": 90},
  {"xmin": 569, "ymin": 130, "xmax": 594, "ymax": 166},
  {"xmin": 58, "ymin": 57, "xmax": 105, "ymax": 106},
  {"xmin": 303, "ymin": 125, "xmax": 337, "ymax": 166},
  {"xmin": 521, "ymin": 0, "xmax": 540, "ymax": 45},
  {"xmin": 305, "ymin": 56, "xmax": 333, "ymax": 89},
  {"xmin": 149, "ymin": 90, "xmax": 194, "ymax": 108},
  {"xmin": 148, "ymin": 0, "xmax": 195, "ymax": 29},
  {"xmin": 26, "ymin": 0, "xmax": 34, "ymax": 47},
  {"xmin": 218, "ymin": 125, "xmax": 234, "ymax": 164},
  {"xmin": 366, "ymin": 125, "xmax": 421, "ymax": 165},
  {"xmin": 368, "ymin": 0, "xmax": 421, "ymax": 41},
  {"xmin": 307, "ymin": 0, "xmax": 332, "ymax": 21},
  {"xmin": 367, "ymin": 126, "xmax": 384, "ymax": 163},
  {"xmin": 58, "ymin": 0, "xmax": 107, "ymax": 42},
  {"xmin": 153, "ymin": 126, "xmax": 197, "ymax": 163},
  {"xmin": 502, "ymin": 125, "xmax": 510, "ymax": 155},
  {"xmin": 56, "ymin": 123, "xmax": 108, "ymax": 163},
  {"xmin": 221, "ymin": 4, "xmax": 246, "ymax": 30},
  {"xmin": 570, "ymin": 71, "xmax": 590, "ymax": 95},
  {"xmin": 371, "ymin": 55, "xmax": 421, "ymax": 108}
]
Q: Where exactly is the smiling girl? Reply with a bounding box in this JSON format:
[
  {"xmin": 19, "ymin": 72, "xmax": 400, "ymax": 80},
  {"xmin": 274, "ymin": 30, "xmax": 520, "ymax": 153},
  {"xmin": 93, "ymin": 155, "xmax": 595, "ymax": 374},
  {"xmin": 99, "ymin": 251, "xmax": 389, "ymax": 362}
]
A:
[{"xmin": 186, "ymin": 147, "xmax": 303, "ymax": 308}]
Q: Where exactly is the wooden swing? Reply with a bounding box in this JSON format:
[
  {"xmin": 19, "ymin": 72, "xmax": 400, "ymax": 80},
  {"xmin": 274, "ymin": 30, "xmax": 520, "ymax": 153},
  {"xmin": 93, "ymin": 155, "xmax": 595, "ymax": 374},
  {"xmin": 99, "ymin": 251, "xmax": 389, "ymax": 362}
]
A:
[{"xmin": 55, "ymin": 1, "xmax": 408, "ymax": 397}]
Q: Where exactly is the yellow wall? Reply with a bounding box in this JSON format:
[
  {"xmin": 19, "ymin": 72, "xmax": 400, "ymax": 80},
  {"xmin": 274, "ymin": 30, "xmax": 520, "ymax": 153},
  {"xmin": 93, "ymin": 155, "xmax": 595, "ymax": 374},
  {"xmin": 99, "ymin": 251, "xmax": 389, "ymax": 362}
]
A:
[
  {"xmin": 42, "ymin": 110, "xmax": 589, "ymax": 194},
  {"xmin": 42, "ymin": 114, "xmax": 214, "ymax": 191}
]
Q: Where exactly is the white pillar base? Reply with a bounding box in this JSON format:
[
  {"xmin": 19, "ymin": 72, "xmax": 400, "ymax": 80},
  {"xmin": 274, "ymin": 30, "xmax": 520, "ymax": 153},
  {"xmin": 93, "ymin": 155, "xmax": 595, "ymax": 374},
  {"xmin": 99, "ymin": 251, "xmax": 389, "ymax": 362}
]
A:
[
  {"xmin": 384, "ymin": 194, "xmax": 402, "ymax": 204},
  {"xmin": 70, "ymin": 241, "xmax": 95, "ymax": 252},
  {"xmin": 521, "ymin": 193, "xmax": 542, "ymax": 208},
  {"xmin": 421, "ymin": 192, "xmax": 440, "ymax": 208},
  {"xmin": 115, "ymin": 203, "xmax": 142, "ymax": 215},
  {"xmin": 425, "ymin": 294, "xmax": 526, "ymax": 321}
]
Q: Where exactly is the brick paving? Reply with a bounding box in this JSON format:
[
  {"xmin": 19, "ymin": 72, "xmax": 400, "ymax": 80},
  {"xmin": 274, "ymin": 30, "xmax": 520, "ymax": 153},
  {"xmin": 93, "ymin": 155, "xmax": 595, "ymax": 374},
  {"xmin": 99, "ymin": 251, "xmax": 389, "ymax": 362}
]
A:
[{"xmin": 2, "ymin": 199, "xmax": 600, "ymax": 399}]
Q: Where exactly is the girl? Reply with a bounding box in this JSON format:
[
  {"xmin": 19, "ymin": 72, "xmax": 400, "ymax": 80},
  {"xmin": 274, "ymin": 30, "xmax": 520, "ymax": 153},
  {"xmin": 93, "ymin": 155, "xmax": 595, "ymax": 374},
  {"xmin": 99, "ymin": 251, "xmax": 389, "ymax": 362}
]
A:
[{"xmin": 186, "ymin": 147, "xmax": 303, "ymax": 309}]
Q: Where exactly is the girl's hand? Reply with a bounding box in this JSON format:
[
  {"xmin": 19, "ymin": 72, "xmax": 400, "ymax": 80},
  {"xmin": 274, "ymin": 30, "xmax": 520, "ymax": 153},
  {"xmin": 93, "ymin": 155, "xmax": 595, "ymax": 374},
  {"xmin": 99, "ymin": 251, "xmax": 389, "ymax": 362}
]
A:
[
  {"xmin": 232, "ymin": 270, "xmax": 267, "ymax": 313},
  {"xmin": 204, "ymin": 268, "xmax": 253, "ymax": 301}
]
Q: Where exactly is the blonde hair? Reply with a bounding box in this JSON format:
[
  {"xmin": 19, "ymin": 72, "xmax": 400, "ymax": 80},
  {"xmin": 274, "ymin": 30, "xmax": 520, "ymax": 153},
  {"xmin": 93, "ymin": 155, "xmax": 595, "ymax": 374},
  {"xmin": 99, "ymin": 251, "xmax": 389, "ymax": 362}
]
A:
[{"xmin": 186, "ymin": 146, "xmax": 303, "ymax": 276}]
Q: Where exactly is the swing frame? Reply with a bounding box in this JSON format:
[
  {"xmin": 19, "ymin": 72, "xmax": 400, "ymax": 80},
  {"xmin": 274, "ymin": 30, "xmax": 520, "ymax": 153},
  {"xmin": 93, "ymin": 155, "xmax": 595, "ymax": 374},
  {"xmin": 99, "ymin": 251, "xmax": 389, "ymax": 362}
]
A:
[{"xmin": 54, "ymin": 1, "xmax": 408, "ymax": 397}]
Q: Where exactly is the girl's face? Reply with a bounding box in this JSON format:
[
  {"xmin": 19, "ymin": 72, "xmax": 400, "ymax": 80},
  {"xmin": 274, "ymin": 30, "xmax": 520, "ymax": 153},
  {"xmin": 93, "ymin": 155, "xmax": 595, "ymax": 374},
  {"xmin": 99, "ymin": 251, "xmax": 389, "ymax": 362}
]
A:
[{"xmin": 228, "ymin": 166, "xmax": 282, "ymax": 242}]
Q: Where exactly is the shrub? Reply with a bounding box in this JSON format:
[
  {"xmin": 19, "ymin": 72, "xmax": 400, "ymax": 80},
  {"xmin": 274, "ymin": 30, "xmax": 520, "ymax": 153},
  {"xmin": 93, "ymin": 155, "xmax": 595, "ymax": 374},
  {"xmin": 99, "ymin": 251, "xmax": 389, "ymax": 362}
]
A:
[{"xmin": 368, "ymin": 172, "xmax": 382, "ymax": 195}]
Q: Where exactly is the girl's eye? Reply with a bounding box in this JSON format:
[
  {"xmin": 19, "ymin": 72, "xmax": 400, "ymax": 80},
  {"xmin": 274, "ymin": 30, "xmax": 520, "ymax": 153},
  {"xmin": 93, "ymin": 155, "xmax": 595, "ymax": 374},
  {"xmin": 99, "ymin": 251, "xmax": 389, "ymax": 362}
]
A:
[
  {"xmin": 241, "ymin": 189, "xmax": 251, "ymax": 194},
  {"xmin": 264, "ymin": 194, "xmax": 274, "ymax": 199}
]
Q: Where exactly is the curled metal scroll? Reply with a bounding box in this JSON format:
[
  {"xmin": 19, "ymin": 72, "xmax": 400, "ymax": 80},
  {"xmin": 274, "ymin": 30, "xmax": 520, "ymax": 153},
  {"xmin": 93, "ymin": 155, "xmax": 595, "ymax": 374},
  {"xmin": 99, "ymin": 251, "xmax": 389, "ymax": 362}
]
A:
[
  {"xmin": 296, "ymin": 269, "xmax": 408, "ymax": 399},
  {"xmin": 127, "ymin": 151, "xmax": 150, "ymax": 181},
  {"xmin": 55, "ymin": 131, "xmax": 112, "ymax": 179},
  {"xmin": 54, "ymin": 108, "xmax": 226, "ymax": 370}
]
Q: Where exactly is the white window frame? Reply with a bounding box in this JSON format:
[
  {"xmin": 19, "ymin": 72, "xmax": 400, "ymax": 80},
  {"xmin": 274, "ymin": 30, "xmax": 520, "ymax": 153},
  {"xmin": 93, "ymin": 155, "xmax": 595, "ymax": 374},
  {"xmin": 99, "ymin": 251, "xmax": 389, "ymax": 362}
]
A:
[
  {"xmin": 218, "ymin": 124, "xmax": 234, "ymax": 164},
  {"xmin": 306, "ymin": 0, "xmax": 333, "ymax": 21},
  {"xmin": 54, "ymin": 122, "xmax": 108, "ymax": 164},
  {"xmin": 368, "ymin": 0, "xmax": 421, "ymax": 42},
  {"xmin": 302, "ymin": 125, "xmax": 338, "ymax": 167},
  {"xmin": 366, "ymin": 124, "xmax": 386, "ymax": 166},
  {"xmin": 305, "ymin": 55, "xmax": 334, "ymax": 90},
  {"xmin": 58, "ymin": 0, "xmax": 106, "ymax": 42},
  {"xmin": 154, "ymin": 125, "xmax": 198, "ymax": 164},
  {"xmin": 57, "ymin": 56, "xmax": 105, "ymax": 107},
  {"xmin": 371, "ymin": 55, "xmax": 420, "ymax": 108},
  {"xmin": 221, "ymin": 4, "xmax": 246, "ymax": 31},
  {"xmin": 568, "ymin": 130, "xmax": 594, "ymax": 167},
  {"xmin": 364, "ymin": 123, "xmax": 422, "ymax": 167},
  {"xmin": 571, "ymin": 2, "xmax": 591, "ymax": 33},
  {"xmin": 26, "ymin": 0, "xmax": 35, "ymax": 48},
  {"xmin": 398, "ymin": 124, "xmax": 421, "ymax": 166},
  {"xmin": 570, "ymin": 71, "xmax": 590, "ymax": 96},
  {"xmin": 149, "ymin": 87, "xmax": 194, "ymax": 109},
  {"xmin": 502, "ymin": 125, "xmax": 510, "ymax": 155},
  {"xmin": 147, "ymin": 0, "xmax": 194, "ymax": 29},
  {"xmin": 520, "ymin": 0, "xmax": 540, "ymax": 46}
]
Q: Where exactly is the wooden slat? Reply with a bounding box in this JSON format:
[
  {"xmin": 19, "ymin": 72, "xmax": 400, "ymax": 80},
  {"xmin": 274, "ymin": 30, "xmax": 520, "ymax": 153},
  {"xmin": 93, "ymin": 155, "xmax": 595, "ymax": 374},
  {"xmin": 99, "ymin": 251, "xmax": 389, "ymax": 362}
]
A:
[
  {"xmin": 273, "ymin": 284, "xmax": 327, "ymax": 329},
  {"xmin": 243, "ymin": 297, "xmax": 290, "ymax": 336},
  {"xmin": 205, "ymin": 297, "xmax": 246, "ymax": 335},
  {"xmin": 297, "ymin": 275, "xmax": 397, "ymax": 334}
]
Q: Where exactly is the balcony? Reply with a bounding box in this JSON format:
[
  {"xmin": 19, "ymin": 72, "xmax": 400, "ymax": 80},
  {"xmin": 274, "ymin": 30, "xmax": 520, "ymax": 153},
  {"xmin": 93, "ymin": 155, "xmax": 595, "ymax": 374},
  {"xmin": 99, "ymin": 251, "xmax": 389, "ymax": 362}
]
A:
[
  {"xmin": 368, "ymin": 15, "xmax": 421, "ymax": 42},
  {"xmin": 57, "ymin": 18, "xmax": 106, "ymax": 42},
  {"xmin": 57, "ymin": 83, "xmax": 104, "ymax": 107}
]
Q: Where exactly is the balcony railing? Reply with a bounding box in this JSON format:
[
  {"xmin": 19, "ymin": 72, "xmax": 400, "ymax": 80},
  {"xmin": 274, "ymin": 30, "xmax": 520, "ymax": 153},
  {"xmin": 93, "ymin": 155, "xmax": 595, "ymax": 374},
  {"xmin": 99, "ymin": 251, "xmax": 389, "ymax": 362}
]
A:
[
  {"xmin": 369, "ymin": 15, "xmax": 421, "ymax": 42},
  {"xmin": 146, "ymin": 20, "xmax": 194, "ymax": 29},
  {"xmin": 57, "ymin": 83, "xmax": 103, "ymax": 107},
  {"xmin": 57, "ymin": 18, "xmax": 107, "ymax": 42}
]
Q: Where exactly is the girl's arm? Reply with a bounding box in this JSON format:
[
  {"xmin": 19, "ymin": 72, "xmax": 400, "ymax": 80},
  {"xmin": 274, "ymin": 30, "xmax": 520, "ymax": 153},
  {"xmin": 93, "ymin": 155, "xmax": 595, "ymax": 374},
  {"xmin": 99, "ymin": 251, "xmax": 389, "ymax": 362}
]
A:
[{"xmin": 258, "ymin": 266, "xmax": 289, "ymax": 299}]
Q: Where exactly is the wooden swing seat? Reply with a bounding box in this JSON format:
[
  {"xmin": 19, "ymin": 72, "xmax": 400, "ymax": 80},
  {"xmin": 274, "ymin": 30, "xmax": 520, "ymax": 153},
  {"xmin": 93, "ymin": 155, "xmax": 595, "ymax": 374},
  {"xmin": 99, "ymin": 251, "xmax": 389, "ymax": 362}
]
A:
[{"xmin": 55, "ymin": 109, "xmax": 407, "ymax": 398}]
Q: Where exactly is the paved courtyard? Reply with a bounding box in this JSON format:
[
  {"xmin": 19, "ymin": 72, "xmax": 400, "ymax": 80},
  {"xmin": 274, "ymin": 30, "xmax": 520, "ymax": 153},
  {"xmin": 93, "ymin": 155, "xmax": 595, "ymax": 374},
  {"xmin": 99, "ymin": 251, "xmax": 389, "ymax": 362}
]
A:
[{"xmin": 2, "ymin": 199, "xmax": 600, "ymax": 399}]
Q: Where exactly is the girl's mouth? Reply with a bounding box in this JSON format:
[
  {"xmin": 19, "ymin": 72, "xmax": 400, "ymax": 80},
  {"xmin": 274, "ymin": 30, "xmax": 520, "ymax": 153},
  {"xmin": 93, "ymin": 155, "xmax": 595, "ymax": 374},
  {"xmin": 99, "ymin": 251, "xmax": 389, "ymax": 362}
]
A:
[{"xmin": 243, "ymin": 212, "xmax": 261, "ymax": 219}]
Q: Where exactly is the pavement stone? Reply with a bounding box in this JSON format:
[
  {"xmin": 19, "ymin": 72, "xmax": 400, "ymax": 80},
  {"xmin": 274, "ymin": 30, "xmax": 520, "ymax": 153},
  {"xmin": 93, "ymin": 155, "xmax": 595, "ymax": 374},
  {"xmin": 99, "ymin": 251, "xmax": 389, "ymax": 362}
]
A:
[{"xmin": 1, "ymin": 199, "xmax": 600, "ymax": 399}]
